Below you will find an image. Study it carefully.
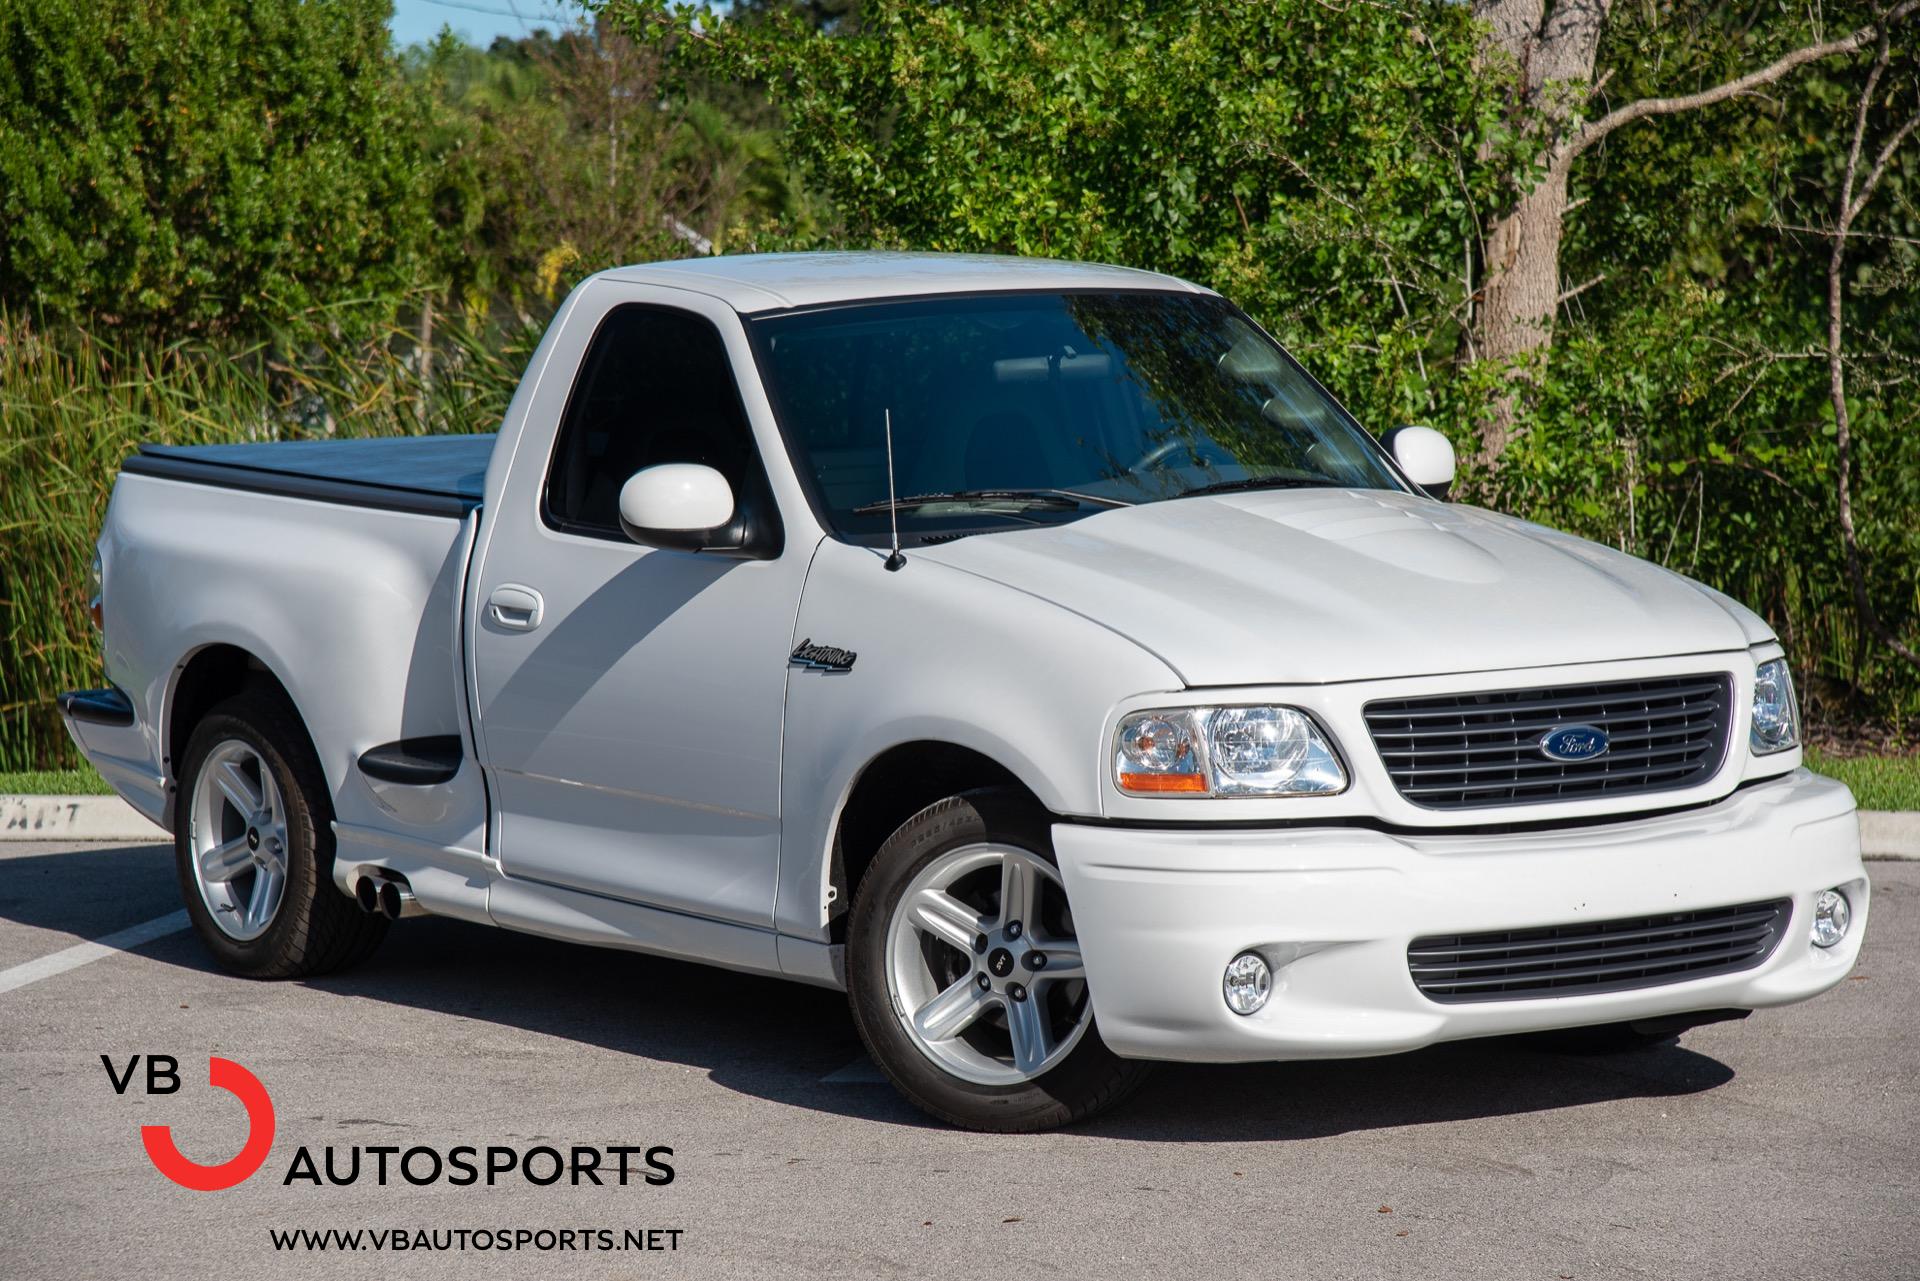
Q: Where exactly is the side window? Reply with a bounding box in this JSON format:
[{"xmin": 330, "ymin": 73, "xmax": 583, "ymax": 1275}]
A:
[{"xmin": 544, "ymin": 305, "xmax": 759, "ymax": 537}]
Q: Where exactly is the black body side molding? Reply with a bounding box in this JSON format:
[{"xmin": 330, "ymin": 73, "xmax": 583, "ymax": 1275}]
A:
[
  {"xmin": 357, "ymin": 736, "xmax": 464, "ymax": 786},
  {"xmin": 58, "ymin": 687, "xmax": 136, "ymax": 727}
]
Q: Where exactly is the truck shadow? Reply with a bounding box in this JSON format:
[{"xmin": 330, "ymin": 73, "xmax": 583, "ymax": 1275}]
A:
[
  {"xmin": 345, "ymin": 916, "xmax": 1738, "ymax": 1141},
  {"xmin": 0, "ymin": 842, "xmax": 1735, "ymax": 1141}
]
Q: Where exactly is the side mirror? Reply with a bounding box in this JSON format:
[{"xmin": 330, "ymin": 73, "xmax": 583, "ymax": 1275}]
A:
[
  {"xmin": 1380, "ymin": 425, "xmax": 1456, "ymax": 499},
  {"xmin": 618, "ymin": 464, "xmax": 738, "ymax": 552}
]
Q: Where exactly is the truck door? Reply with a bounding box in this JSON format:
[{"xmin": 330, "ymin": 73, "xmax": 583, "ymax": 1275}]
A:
[{"xmin": 466, "ymin": 290, "xmax": 809, "ymax": 929}]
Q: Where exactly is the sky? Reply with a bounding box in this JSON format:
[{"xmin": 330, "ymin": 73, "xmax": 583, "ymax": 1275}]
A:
[{"xmin": 387, "ymin": 0, "xmax": 586, "ymax": 49}]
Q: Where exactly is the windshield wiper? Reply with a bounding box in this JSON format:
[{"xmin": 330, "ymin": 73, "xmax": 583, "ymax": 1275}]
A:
[
  {"xmin": 1176, "ymin": 476, "xmax": 1348, "ymax": 499},
  {"xmin": 854, "ymin": 488, "xmax": 1134, "ymax": 515}
]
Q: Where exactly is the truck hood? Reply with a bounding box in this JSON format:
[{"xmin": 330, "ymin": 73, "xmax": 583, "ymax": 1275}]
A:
[{"xmin": 918, "ymin": 489, "xmax": 1768, "ymax": 686}]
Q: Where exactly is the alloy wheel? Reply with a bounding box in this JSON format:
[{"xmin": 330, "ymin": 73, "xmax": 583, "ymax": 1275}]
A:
[
  {"xmin": 884, "ymin": 843, "xmax": 1091, "ymax": 1086},
  {"xmin": 187, "ymin": 739, "xmax": 290, "ymax": 941}
]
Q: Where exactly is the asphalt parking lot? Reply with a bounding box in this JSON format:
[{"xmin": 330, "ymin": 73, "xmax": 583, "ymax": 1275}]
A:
[{"xmin": 1, "ymin": 838, "xmax": 1914, "ymax": 1281}]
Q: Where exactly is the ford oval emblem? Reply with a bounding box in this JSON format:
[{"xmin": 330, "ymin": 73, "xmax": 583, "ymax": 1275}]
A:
[{"xmin": 1539, "ymin": 724, "xmax": 1610, "ymax": 762}]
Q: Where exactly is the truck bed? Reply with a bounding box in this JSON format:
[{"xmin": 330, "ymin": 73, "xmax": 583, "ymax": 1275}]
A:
[{"xmin": 124, "ymin": 434, "xmax": 495, "ymax": 518}]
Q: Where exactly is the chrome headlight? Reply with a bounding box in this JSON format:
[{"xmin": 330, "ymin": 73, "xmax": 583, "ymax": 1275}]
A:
[
  {"xmin": 1750, "ymin": 658, "xmax": 1799, "ymax": 755},
  {"xmin": 1114, "ymin": 706, "xmax": 1346, "ymax": 797}
]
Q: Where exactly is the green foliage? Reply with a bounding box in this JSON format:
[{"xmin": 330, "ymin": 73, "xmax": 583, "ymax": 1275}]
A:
[
  {"xmin": 636, "ymin": 0, "xmax": 1519, "ymax": 426},
  {"xmin": 0, "ymin": 0, "xmax": 434, "ymax": 336},
  {"xmin": 402, "ymin": 27, "xmax": 807, "ymax": 320},
  {"xmin": 405, "ymin": 29, "xmax": 688, "ymax": 314},
  {"xmin": 625, "ymin": 0, "xmax": 1920, "ymax": 723},
  {"xmin": 1522, "ymin": 9, "xmax": 1920, "ymax": 714}
]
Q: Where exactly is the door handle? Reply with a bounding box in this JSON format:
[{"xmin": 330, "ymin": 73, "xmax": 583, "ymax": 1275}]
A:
[{"xmin": 486, "ymin": 584, "xmax": 544, "ymax": 632}]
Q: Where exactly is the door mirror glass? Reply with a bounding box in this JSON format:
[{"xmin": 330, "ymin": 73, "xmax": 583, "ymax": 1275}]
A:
[
  {"xmin": 618, "ymin": 464, "xmax": 736, "ymax": 549},
  {"xmin": 1380, "ymin": 425, "xmax": 1456, "ymax": 498}
]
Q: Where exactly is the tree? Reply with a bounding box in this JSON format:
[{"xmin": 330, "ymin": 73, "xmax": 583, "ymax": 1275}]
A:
[
  {"xmin": 1467, "ymin": 0, "xmax": 1919, "ymax": 462},
  {"xmin": 628, "ymin": 0, "xmax": 1513, "ymax": 425},
  {"xmin": 1821, "ymin": 32, "xmax": 1920, "ymax": 669},
  {"xmin": 628, "ymin": 0, "xmax": 1920, "ymax": 718},
  {"xmin": 0, "ymin": 0, "xmax": 435, "ymax": 336},
  {"xmin": 405, "ymin": 22, "xmax": 802, "ymax": 322}
]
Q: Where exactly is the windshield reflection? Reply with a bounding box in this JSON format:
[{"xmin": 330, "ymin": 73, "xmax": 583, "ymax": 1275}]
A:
[{"xmin": 750, "ymin": 290, "xmax": 1404, "ymax": 541}]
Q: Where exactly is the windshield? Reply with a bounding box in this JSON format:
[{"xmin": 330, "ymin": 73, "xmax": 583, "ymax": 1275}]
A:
[{"xmin": 749, "ymin": 290, "xmax": 1406, "ymax": 543}]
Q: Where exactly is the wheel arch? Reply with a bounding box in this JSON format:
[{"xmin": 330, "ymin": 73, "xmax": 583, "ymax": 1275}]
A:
[
  {"xmin": 825, "ymin": 739, "xmax": 1043, "ymax": 944},
  {"xmin": 164, "ymin": 643, "xmax": 315, "ymax": 799}
]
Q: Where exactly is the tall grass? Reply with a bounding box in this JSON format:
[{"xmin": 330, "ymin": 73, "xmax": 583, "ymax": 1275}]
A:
[{"xmin": 0, "ymin": 311, "xmax": 533, "ymax": 771}]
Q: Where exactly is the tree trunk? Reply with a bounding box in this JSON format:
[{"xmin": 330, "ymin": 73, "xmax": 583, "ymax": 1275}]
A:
[
  {"xmin": 1468, "ymin": 0, "xmax": 1608, "ymax": 466},
  {"xmin": 1473, "ymin": 163, "xmax": 1568, "ymax": 461}
]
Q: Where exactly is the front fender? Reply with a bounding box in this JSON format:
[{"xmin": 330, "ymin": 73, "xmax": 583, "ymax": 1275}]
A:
[{"xmin": 773, "ymin": 540, "xmax": 1181, "ymax": 940}]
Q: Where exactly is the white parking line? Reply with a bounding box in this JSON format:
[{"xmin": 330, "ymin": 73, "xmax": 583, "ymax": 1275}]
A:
[{"xmin": 0, "ymin": 910, "xmax": 190, "ymax": 996}]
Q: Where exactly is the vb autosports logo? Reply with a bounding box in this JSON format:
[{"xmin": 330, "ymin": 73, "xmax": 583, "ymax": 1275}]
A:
[
  {"xmin": 104, "ymin": 1054, "xmax": 673, "ymax": 1192},
  {"xmin": 104, "ymin": 1054, "xmax": 274, "ymax": 1191}
]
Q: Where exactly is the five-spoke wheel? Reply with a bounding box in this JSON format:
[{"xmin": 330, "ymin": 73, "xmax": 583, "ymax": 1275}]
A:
[
  {"xmin": 848, "ymin": 789, "xmax": 1152, "ymax": 1132},
  {"xmin": 886, "ymin": 844, "xmax": 1091, "ymax": 1084},
  {"xmin": 173, "ymin": 688, "xmax": 386, "ymax": 978},
  {"xmin": 187, "ymin": 739, "xmax": 290, "ymax": 940}
]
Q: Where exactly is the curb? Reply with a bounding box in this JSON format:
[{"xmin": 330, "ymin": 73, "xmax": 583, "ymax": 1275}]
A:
[
  {"xmin": 3, "ymin": 793, "xmax": 1918, "ymax": 857},
  {"xmin": 2, "ymin": 794, "xmax": 167, "ymax": 841},
  {"xmin": 1860, "ymin": 811, "xmax": 1920, "ymax": 861}
]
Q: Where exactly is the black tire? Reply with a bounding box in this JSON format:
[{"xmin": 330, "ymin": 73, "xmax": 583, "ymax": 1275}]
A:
[
  {"xmin": 846, "ymin": 788, "xmax": 1152, "ymax": 1132},
  {"xmin": 173, "ymin": 688, "xmax": 386, "ymax": 978}
]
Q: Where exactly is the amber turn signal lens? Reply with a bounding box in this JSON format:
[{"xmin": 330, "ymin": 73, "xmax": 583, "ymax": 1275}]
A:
[{"xmin": 1117, "ymin": 772, "xmax": 1208, "ymax": 794}]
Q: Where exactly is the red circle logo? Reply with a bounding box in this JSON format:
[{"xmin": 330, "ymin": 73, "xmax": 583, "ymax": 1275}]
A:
[{"xmin": 141, "ymin": 1057, "xmax": 276, "ymax": 1191}]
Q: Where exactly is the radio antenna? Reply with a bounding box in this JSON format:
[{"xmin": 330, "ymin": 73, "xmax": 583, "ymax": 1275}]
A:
[{"xmin": 882, "ymin": 407, "xmax": 906, "ymax": 572}]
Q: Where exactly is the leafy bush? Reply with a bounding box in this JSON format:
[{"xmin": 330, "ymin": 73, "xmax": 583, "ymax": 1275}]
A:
[{"xmin": 0, "ymin": 0, "xmax": 434, "ymax": 336}]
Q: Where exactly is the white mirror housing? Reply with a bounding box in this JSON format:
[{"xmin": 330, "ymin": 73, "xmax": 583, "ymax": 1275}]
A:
[
  {"xmin": 618, "ymin": 464, "xmax": 735, "ymax": 537},
  {"xmin": 1382, "ymin": 426, "xmax": 1456, "ymax": 495}
]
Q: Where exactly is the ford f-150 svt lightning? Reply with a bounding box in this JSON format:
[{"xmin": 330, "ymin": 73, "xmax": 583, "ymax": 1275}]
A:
[{"xmin": 62, "ymin": 253, "xmax": 1868, "ymax": 1131}]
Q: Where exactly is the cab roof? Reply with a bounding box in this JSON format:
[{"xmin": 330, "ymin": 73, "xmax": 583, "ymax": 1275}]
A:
[{"xmin": 598, "ymin": 251, "xmax": 1209, "ymax": 314}]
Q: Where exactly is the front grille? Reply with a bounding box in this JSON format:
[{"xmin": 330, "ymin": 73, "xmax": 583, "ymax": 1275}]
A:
[
  {"xmin": 1363, "ymin": 674, "xmax": 1733, "ymax": 810},
  {"xmin": 1408, "ymin": 899, "xmax": 1791, "ymax": 1003}
]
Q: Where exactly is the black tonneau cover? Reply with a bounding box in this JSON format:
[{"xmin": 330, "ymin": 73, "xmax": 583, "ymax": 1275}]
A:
[{"xmin": 125, "ymin": 435, "xmax": 495, "ymax": 518}]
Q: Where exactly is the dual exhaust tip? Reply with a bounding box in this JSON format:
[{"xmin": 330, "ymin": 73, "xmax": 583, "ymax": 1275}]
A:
[{"xmin": 354, "ymin": 874, "xmax": 413, "ymax": 921}]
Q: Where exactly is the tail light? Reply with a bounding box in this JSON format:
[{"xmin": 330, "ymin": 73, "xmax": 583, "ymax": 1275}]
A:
[{"xmin": 87, "ymin": 548, "xmax": 104, "ymax": 632}]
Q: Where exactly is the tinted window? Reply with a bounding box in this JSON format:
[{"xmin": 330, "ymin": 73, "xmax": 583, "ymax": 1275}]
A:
[
  {"xmin": 545, "ymin": 306, "xmax": 759, "ymax": 537},
  {"xmin": 750, "ymin": 291, "xmax": 1405, "ymax": 543}
]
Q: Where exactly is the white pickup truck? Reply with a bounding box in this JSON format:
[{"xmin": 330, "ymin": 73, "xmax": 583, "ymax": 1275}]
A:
[{"xmin": 63, "ymin": 253, "xmax": 1867, "ymax": 1131}]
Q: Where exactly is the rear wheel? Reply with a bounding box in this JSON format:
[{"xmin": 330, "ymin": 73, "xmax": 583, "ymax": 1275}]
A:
[
  {"xmin": 173, "ymin": 689, "xmax": 385, "ymax": 978},
  {"xmin": 846, "ymin": 789, "xmax": 1151, "ymax": 1132}
]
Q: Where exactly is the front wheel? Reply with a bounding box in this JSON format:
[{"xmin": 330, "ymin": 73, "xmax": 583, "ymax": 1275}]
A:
[{"xmin": 846, "ymin": 789, "xmax": 1151, "ymax": 1132}]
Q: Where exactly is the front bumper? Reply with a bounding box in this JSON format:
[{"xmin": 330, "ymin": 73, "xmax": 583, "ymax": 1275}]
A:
[{"xmin": 1053, "ymin": 769, "xmax": 1867, "ymax": 1062}]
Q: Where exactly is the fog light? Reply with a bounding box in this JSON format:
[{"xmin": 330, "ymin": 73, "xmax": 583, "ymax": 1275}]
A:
[
  {"xmin": 1223, "ymin": 952, "xmax": 1272, "ymax": 1015},
  {"xmin": 1811, "ymin": 889, "xmax": 1851, "ymax": 949}
]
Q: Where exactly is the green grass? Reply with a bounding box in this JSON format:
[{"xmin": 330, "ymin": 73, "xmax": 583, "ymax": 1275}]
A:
[
  {"xmin": 1805, "ymin": 748, "xmax": 1920, "ymax": 812},
  {"xmin": 0, "ymin": 765, "xmax": 109, "ymax": 794}
]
